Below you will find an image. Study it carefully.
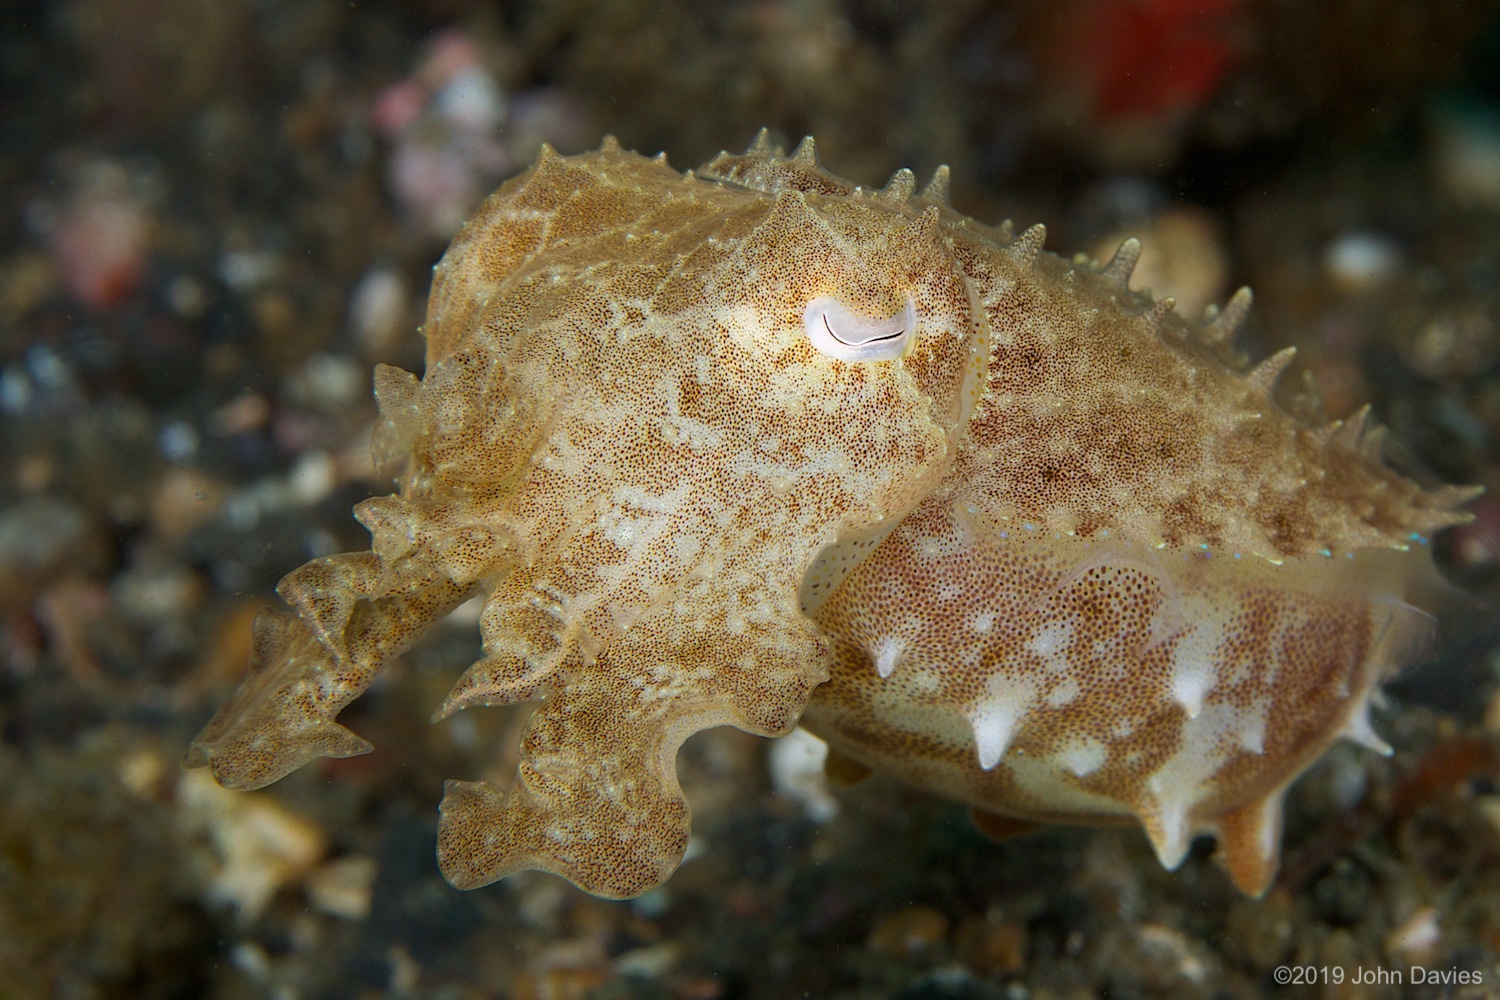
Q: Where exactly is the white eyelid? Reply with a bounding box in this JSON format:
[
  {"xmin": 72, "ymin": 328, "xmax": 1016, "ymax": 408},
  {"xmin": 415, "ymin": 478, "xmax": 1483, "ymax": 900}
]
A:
[{"xmin": 803, "ymin": 295, "xmax": 917, "ymax": 362}]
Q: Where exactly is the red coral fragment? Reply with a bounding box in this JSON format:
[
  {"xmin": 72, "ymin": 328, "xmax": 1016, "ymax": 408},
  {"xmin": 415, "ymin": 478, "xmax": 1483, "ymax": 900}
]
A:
[{"xmin": 1071, "ymin": 0, "xmax": 1241, "ymax": 122}]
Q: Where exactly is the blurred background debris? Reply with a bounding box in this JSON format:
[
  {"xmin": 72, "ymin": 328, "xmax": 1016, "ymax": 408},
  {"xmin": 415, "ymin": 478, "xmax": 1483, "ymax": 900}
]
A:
[{"xmin": 2, "ymin": 1, "xmax": 1499, "ymax": 997}]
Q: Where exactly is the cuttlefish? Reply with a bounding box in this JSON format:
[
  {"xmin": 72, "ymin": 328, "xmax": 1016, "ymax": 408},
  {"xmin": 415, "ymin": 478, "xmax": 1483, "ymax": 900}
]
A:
[{"xmin": 187, "ymin": 132, "xmax": 1475, "ymax": 899}]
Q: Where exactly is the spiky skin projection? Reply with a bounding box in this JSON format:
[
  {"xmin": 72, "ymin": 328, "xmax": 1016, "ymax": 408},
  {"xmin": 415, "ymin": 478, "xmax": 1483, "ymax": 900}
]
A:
[{"xmin": 186, "ymin": 132, "xmax": 1475, "ymax": 899}]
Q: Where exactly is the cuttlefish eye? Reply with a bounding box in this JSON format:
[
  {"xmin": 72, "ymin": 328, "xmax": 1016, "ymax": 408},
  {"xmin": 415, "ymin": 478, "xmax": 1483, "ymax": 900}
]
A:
[{"xmin": 803, "ymin": 295, "xmax": 917, "ymax": 362}]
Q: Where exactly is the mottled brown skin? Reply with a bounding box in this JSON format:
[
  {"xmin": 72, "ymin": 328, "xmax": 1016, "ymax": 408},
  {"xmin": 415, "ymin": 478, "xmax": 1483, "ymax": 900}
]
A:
[{"xmin": 187, "ymin": 132, "xmax": 1474, "ymax": 900}]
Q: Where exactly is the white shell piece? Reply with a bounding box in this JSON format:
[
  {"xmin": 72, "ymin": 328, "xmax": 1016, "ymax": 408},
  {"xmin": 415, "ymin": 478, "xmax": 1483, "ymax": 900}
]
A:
[
  {"xmin": 803, "ymin": 295, "xmax": 917, "ymax": 362},
  {"xmin": 767, "ymin": 727, "xmax": 839, "ymax": 823}
]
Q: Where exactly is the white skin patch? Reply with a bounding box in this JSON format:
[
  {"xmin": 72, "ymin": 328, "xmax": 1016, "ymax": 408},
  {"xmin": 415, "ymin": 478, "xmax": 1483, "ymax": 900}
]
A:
[
  {"xmin": 1143, "ymin": 776, "xmax": 1194, "ymax": 869},
  {"xmin": 1237, "ymin": 694, "xmax": 1271, "ymax": 754},
  {"xmin": 803, "ymin": 295, "xmax": 917, "ymax": 362},
  {"xmin": 1341, "ymin": 698, "xmax": 1393, "ymax": 756},
  {"xmin": 966, "ymin": 677, "xmax": 1037, "ymax": 770},
  {"xmin": 872, "ymin": 635, "xmax": 905, "ymax": 679},
  {"xmin": 1045, "ymin": 676, "xmax": 1080, "ymax": 708},
  {"xmin": 1028, "ymin": 621, "xmax": 1072, "ymax": 663},
  {"xmin": 1059, "ymin": 737, "xmax": 1108, "ymax": 777},
  {"xmin": 1139, "ymin": 703, "xmax": 1241, "ymax": 868},
  {"xmin": 1171, "ymin": 665, "xmax": 1213, "ymax": 720},
  {"xmin": 1168, "ymin": 617, "xmax": 1221, "ymax": 719}
]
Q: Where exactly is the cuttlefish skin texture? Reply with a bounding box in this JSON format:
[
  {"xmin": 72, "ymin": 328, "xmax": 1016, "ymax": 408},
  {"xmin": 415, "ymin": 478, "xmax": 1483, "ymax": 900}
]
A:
[
  {"xmin": 186, "ymin": 133, "xmax": 1474, "ymax": 900},
  {"xmin": 186, "ymin": 135, "xmax": 987, "ymax": 899}
]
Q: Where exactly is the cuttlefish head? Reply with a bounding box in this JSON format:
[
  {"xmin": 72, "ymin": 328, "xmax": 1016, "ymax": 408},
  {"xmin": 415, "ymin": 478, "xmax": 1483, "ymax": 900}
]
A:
[{"xmin": 713, "ymin": 189, "xmax": 989, "ymax": 461}]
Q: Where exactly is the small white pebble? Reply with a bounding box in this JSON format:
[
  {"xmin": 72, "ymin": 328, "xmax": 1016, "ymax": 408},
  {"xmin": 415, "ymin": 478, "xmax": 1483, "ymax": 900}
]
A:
[
  {"xmin": 433, "ymin": 66, "xmax": 506, "ymax": 133},
  {"xmin": 1324, "ymin": 232, "xmax": 1402, "ymax": 294},
  {"xmin": 614, "ymin": 942, "xmax": 679, "ymax": 978},
  {"xmin": 295, "ymin": 353, "xmax": 365, "ymax": 409},
  {"xmin": 111, "ymin": 562, "xmax": 200, "ymax": 625},
  {"xmin": 224, "ymin": 489, "xmax": 261, "ymax": 530},
  {"xmin": 166, "ymin": 274, "xmax": 209, "ymax": 318},
  {"xmin": 27, "ymin": 343, "xmax": 73, "ymax": 390},
  {"xmin": 158, "ymin": 420, "xmax": 200, "ymax": 463},
  {"xmin": 349, "ymin": 265, "xmax": 409, "ymax": 356},
  {"xmin": 217, "ymin": 249, "xmax": 280, "ymax": 291},
  {"xmin": 1321, "ymin": 745, "xmax": 1372, "ymax": 811},
  {"xmin": 288, "ymin": 450, "xmax": 336, "ymax": 505},
  {"xmin": 1384, "ymin": 906, "xmax": 1441, "ymax": 962},
  {"xmin": 179, "ymin": 769, "xmax": 327, "ymax": 922},
  {"xmin": 117, "ymin": 747, "xmax": 166, "ymax": 796},
  {"xmin": 0, "ymin": 365, "xmax": 30, "ymax": 414},
  {"xmin": 305, "ymin": 855, "xmax": 377, "ymax": 921},
  {"xmin": 768, "ymin": 727, "xmax": 839, "ymax": 823}
]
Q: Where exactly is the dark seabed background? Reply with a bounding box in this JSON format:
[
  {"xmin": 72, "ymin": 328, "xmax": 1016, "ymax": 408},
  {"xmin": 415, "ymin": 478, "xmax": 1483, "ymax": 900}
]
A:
[{"xmin": 4, "ymin": 1, "xmax": 1500, "ymax": 998}]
